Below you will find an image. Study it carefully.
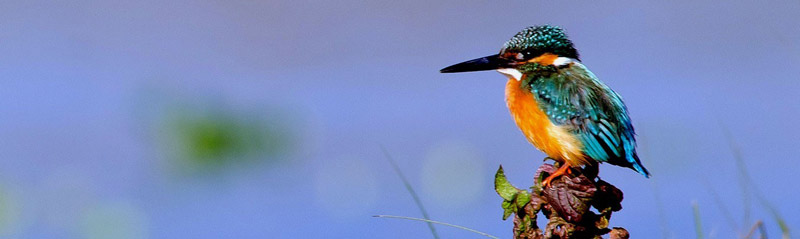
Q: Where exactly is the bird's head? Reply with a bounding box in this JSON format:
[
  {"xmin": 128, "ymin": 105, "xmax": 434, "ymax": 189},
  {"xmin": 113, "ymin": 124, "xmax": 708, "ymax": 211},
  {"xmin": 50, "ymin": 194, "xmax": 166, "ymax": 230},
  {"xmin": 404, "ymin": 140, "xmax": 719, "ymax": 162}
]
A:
[{"xmin": 440, "ymin": 25, "xmax": 579, "ymax": 80}]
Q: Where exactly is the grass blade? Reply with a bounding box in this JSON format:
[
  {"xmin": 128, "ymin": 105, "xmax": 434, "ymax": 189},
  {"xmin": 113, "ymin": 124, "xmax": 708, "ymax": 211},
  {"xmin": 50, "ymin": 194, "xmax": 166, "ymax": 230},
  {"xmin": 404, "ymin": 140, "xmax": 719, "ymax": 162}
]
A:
[
  {"xmin": 702, "ymin": 179, "xmax": 738, "ymax": 231},
  {"xmin": 756, "ymin": 196, "xmax": 790, "ymax": 239},
  {"xmin": 721, "ymin": 126, "xmax": 791, "ymax": 239},
  {"xmin": 720, "ymin": 126, "xmax": 752, "ymax": 229},
  {"xmin": 374, "ymin": 215, "xmax": 498, "ymax": 239},
  {"xmin": 693, "ymin": 201, "xmax": 703, "ymax": 239},
  {"xmin": 380, "ymin": 146, "xmax": 439, "ymax": 239},
  {"xmin": 744, "ymin": 221, "xmax": 767, "ymax": 239}
]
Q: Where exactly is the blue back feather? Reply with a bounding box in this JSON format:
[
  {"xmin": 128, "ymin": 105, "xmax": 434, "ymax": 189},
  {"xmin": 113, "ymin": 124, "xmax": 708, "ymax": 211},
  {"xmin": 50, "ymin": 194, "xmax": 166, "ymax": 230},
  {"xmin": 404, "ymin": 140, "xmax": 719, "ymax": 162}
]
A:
[{"xmin": 522, "ymin": 62, "xmax": 650, "ymax": 177}]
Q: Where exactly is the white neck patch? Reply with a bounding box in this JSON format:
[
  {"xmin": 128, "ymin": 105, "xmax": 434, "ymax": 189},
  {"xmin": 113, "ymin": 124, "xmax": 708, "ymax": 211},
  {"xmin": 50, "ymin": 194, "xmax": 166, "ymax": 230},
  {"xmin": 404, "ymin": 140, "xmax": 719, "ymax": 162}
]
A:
[
  {"xmin": 553, "ymin": 57, "xmax": 575, "ymax": 67},
  {"xmin": 497, "ymin": 68, "xmax": 523, "ymax": 81}
]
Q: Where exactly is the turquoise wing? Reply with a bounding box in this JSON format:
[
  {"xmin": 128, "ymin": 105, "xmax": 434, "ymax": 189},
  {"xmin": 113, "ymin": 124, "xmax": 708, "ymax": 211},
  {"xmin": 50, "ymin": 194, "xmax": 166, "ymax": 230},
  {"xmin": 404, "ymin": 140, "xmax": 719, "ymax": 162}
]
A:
[{"xmin": 527, "ymin": 63, "xmax": 650, "ymax": 177}]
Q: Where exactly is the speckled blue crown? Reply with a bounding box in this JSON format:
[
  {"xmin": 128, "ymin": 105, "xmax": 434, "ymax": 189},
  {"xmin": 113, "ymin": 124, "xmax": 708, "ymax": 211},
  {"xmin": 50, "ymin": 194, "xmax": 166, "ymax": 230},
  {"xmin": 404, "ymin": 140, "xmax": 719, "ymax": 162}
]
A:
[{"xmin": 501, "ymin": 25, "xmax": 579, "ymax": 60}]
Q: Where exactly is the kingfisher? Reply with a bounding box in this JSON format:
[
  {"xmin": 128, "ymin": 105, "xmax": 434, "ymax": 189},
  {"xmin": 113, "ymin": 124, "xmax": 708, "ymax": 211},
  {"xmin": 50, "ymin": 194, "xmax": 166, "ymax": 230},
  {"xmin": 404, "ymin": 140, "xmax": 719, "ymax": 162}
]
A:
[{"xmin": 440, "ymin": 25, "xmax": 649, "ymax": 186}]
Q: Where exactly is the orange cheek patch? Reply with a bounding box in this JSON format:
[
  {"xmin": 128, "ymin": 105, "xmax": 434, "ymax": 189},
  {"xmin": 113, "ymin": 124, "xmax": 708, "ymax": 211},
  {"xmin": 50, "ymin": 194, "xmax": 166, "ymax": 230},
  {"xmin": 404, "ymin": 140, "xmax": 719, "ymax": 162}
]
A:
[
  {"xmin": 527, "ymin": 53, "xmax": 559, "ymax": 65},
  {"xmin": 502, "ymin": 52, "xmax": 518, "ymax": 59}
]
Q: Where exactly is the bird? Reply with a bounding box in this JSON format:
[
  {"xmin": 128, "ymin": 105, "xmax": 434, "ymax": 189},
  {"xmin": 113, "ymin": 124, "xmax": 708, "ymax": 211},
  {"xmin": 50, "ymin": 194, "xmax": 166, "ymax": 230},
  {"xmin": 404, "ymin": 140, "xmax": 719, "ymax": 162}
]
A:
[{"xmin": 440, "ymin": 25, "xmax": 649, "ymax": 186}]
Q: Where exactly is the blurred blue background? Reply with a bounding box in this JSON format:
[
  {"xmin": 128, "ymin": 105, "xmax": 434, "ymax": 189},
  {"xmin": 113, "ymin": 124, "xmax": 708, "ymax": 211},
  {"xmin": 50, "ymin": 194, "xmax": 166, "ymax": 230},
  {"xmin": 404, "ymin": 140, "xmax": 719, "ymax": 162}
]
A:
[{"xmin": 1, "ymin": 0, "xmax": 798, "ymax": 238}]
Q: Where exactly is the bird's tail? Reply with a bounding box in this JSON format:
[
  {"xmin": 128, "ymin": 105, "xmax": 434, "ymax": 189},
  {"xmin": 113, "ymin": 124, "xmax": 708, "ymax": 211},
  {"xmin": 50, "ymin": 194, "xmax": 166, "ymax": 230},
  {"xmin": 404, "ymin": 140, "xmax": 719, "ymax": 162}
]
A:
[{"xmin": 630, "ymin": 154, "xmax": 650, "ymax": 178}]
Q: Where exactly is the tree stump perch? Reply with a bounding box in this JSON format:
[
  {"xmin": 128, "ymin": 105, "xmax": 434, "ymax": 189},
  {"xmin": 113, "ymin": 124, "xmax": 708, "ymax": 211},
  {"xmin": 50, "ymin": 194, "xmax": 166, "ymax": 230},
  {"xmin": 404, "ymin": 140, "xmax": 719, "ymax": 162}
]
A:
[{"xmin": 495, "ymin": 161, "xmax": 630, "ymax": 239}]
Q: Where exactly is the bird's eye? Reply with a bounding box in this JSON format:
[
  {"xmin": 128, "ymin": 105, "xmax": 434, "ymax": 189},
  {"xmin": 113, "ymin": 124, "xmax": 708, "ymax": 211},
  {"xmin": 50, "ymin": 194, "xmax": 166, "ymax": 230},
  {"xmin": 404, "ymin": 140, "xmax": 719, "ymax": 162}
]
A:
[{"xmin": 516, "ymin": 53, "xmax": 525, "ymax": 60}]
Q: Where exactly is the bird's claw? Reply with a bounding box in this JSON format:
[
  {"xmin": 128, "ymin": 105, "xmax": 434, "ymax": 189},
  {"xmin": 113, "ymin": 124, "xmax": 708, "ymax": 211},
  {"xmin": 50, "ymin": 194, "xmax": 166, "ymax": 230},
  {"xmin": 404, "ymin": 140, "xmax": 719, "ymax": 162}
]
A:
[{"xmin": 541, "ymin": 164, "xmax": 573, "ymax": 188}]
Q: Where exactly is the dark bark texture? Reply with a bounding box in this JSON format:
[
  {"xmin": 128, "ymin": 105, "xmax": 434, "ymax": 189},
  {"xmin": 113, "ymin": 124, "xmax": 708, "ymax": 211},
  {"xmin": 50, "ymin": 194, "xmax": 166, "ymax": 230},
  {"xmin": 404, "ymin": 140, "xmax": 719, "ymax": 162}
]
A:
[{"xmin": 495, "ymin": 161, "xmax": 630, "ymax": 239}]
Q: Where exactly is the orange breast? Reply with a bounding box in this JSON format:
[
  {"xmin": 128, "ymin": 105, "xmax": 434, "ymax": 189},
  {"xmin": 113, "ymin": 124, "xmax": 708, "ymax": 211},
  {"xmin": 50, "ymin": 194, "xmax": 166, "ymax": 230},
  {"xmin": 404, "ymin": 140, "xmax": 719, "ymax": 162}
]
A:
[{"xmin": 505, "ymin": 78, "xmax": 588, "ymax": 166}]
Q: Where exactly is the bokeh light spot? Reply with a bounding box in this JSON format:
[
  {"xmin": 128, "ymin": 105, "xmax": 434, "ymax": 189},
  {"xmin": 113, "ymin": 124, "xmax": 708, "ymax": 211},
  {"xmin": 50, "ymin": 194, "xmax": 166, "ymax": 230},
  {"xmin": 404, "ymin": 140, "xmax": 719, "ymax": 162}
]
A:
[
  {"xmin": 421, "ymin": 140, "xmax": 485, "ymax": 210},
  {"xmin": 0, "ymin": 185, "xmax": 23, "ymax": 235},
  {"xmin": 313, "ymin": 156, "xmax": 379, "ymax": 219},
  {"xmin": 39, "ymin": 169, "xmax": 95, "ymax": 230},
  {"xmin": 81, "ymin": 202, "xmax": 148, "ymax": 239}
]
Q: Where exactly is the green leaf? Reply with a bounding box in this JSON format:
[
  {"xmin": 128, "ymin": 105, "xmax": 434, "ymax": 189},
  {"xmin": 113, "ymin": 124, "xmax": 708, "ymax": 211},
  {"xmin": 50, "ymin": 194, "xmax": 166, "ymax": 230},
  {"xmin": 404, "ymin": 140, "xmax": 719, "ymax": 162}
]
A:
[
  {"xmin": 494, "ymin": 166, "xmax": 519, "ymax": 200},
  {"xmin": 502, "ymin": 205, "xmax": 514, "ymax": 220},
  {"xmin": 501, "ymin": 194, "xmax": 518, "ymax": 220},
  {"xmin": 516, "ymin": 191, "xmax": 531, "ymax": 208}
]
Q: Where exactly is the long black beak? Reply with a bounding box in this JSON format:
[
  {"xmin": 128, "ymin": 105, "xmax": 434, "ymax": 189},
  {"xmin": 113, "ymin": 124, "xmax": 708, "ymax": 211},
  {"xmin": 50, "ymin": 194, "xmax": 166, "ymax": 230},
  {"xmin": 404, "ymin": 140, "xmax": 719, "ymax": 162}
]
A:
[{"xmin": 440, "ymin": 54, "xmax": 512, "ymax": 73}]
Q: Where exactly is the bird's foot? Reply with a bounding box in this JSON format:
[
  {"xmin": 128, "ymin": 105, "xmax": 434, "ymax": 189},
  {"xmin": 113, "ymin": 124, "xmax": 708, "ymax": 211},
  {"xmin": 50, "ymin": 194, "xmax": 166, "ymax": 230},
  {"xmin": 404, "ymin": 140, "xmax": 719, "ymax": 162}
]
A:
[{"xmin": 542, "ymin": 164, "xmax": 572, "ymax": 187}]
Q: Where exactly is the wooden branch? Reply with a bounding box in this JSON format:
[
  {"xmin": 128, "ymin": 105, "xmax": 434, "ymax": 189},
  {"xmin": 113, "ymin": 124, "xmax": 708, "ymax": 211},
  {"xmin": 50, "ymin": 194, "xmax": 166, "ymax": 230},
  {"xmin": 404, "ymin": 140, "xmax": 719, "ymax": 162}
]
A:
[{"xmin": 495, "ymin": 162, "xmax": 629, "ymax": 239}]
